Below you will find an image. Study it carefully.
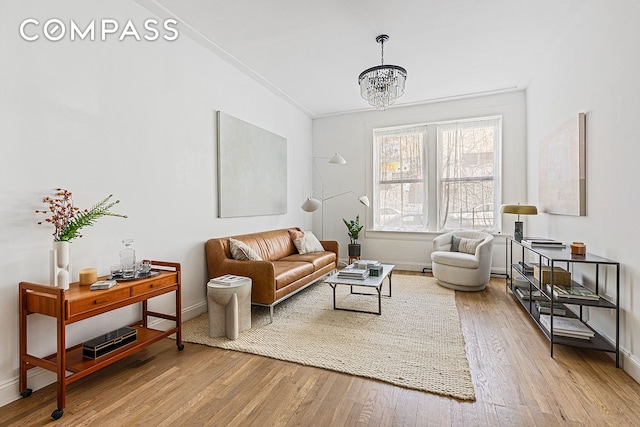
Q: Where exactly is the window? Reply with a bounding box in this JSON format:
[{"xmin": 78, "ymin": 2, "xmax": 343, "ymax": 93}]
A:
[
  {"xmin": 373, "ymin": 125, "xmax": 428, "ymax": 231},
  {"xmin": 373, "ymin": 117, "xmax": 501, "ymax": 232}
]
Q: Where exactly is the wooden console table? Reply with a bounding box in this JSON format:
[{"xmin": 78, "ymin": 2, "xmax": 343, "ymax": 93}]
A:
[{"xmin": 19, "ymin": 260, "xmax": 183, "ymax": 420}]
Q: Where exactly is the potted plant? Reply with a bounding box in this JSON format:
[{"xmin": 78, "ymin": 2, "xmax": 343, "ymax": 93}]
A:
[{"xmin": 342, "ymin": 215, "xmax": 363, "ymax": 257}]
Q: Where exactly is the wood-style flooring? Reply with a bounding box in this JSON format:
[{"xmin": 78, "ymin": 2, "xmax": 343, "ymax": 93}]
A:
[{"xmin": 2, "ymin": 272, "xmax": 640, "ymax": 426}]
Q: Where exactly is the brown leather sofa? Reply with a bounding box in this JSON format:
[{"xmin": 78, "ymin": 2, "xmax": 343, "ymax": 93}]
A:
[{"xmin": 205, "ymin": 227, "xmax": 338, "ymax": 321}]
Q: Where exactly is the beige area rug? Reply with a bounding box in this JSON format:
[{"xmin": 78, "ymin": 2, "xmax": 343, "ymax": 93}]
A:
[{"xmin": 176, "ymin": 274, "xmax": 475, "ymax": 401}]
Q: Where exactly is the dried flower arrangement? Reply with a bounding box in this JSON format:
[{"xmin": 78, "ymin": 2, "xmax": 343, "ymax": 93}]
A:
[{"xmin": 36, "ymin": 188, "xmax": 127, "ymax": 242}]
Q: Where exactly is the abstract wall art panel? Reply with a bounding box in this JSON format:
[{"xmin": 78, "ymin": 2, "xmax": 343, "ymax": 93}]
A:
[
  {"xmin": 217, "ymin": 111, "xmax": 287, "ymax": 217},
  {"xmin": 539, "ymin": 113, "xmax": 586, "ymax": 216}
]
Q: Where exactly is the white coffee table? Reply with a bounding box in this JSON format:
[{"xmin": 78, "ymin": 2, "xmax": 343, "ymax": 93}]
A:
[{"xmin": 324, "ymin": 264, "xmax": 394, "ymax": 315}]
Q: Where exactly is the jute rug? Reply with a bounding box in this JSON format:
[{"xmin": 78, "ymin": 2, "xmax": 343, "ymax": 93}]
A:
[{"xmin": 176, "ymin": 274, "xmax": 475, "ymax": 401}]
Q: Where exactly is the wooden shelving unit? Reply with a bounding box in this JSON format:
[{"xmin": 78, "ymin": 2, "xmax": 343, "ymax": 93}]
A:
[
  {"xmin": 505, "ymin": 238, "xmax": 620, "ymax": 367},
  {"xmin": 19, "ymin": 261, "xmax": 183, "ymax": 420}
]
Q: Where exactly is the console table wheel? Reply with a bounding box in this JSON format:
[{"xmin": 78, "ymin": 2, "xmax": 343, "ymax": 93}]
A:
[
  {"xmin": 20, "ymin": 389, "xmax": 32, "ymax": 398},
  {"xmin": 177, "ymin": 344, "xmax": 185, "ymax": 351},
  {"xmin": 51, "ymin": 409, "xmax": 64, "ymax": 420}
]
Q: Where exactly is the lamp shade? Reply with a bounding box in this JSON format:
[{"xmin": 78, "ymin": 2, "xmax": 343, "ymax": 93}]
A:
[
  {"xmin": 358, "ymin": 195, "xmax": 370, "ymax": 207},
  {"xmin": 328, "ymin": 153, "xmax": 347, "ymax": 165},
  {"xmin": 500, "ymin": 204, "xmax": 538, "ymax": 215},
  {"xmin": 301, "ymin": 197, "xmax": 322, "ymax": 212}
]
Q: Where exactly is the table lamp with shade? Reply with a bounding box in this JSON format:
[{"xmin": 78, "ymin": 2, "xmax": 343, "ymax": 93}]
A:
[{"xmin": 500, "ymin": 204, "xmax": 538, "ymax": 242}]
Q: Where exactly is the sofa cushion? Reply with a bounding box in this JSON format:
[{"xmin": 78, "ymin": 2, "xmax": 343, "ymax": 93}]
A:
[
  {"xmin": 293, "ymin": 231, "xmax": 324, "ymax": 254},
  {"xmin": 272, "ymin": 261, "xmax": 315, "ymax": 290},
  {"xmin": 229, "ymin": 238, "xmax": 262, "ymax": 261},
  {"xmin": 431, "ymin": 251, "xmax": 480, "ymax": 269},
  {"xmin": 235, "ymin": 229, "xmax": 297, "ymax": 261},
  {"xmin": 281, "ymin": 251, "xmax": 336, "ymax": 271}
]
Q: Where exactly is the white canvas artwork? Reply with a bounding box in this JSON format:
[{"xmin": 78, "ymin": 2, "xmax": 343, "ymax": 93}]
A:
[
  {"xmin": 217, "ymin": 111, "xmax": 287, "ymax": 217},
  {"xmin": 539, "ymin": 113, "xmax": 586, "ymax": 216}
]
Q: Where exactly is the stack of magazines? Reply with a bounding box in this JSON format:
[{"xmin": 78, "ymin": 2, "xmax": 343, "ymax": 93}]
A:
[
  {"xmin": 535, "ymin": 300, "xmax": 567, "ymax": 316},
  {"xmin": 539, "ymin": 314, "xmax": 595, "ymax": 340},
  {"xmin": 514, "ymin": 286, "xmax": 545, "ymax": 301},
  {"xmin": 551, "ymin": 283, "xmax": 600, "ymax": 301},
  {"xmin": 337, "ymin": 267, "xmax": 369, "ymax": 280}
]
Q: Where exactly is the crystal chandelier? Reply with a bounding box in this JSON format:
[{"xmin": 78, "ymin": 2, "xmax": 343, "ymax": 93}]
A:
[{"xmin": 358, "ymin": 34, "xmax": 407, "ymax": 111}]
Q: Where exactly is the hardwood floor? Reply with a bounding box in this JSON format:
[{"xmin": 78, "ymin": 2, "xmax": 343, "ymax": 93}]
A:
[{"xmin": 3, "ymin": 272, "xmax": 640, "ymax": 426}]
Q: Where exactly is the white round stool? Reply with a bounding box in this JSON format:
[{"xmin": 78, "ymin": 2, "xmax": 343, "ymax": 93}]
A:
[{"xmin": 206, "ymin": 275, "xmax": 252, "ymax": 340}]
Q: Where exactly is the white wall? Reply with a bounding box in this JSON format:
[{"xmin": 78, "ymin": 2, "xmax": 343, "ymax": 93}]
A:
[
  {"xmin": 312, "ymin": 91, "xmax": 527, "ymax": 271},
  {"xmin": 0, "ymin": 1, "xmax": 312, "ymax": 405},
  {"xmin": 526, "ymin": 0, "xmax": 640, "ymax": 379}
]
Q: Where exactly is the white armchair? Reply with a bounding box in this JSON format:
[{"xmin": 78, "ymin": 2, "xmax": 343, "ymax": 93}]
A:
[{"xmin": 430, "ymin": 230, "xmax": 494, "ymax": 291}]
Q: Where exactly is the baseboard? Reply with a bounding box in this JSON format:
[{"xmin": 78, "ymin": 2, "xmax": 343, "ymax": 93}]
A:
[
  {"xmin": 0, "ymin": 301, "xmax": 207, "ymax": 408},
  {"xmin": 587, "ymin": 320, "xmax": 640, "ymax": 382},
  {"xmin": 620, "ymin": 349, "xmax": 640, "ymax": 383},
  {"xmin": 149, "ymin": 301, "xmax": 207, "ymax": 330},
  {"xmin": 0, "ymin": 367, "xmax": 57, "ymax": 408}
]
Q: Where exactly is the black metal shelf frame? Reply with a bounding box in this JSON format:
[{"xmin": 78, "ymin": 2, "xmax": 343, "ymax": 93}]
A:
[{"xmin": 505, "ymin": 237, "xmax": 620, "ymax": 367}]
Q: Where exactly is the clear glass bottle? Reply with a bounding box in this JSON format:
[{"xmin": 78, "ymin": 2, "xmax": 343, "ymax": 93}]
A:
[{"xmin": 120, "ymin": 239, "xmax": 136, "ymax": 278}]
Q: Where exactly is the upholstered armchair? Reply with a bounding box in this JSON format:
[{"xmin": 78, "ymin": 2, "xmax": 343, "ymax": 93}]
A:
[{"xmin": 430, "ymin": 230, "xmax": 494, "ymax": 291}]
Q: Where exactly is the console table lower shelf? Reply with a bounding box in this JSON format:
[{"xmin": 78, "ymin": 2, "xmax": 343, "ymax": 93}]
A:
[
  {"xmin": 510, "ymin": 281, "xmax": 618, "ymax": 357},
  {"xmin": 19, "ymin": 260, "xmax": 183, "ymax": 420}
]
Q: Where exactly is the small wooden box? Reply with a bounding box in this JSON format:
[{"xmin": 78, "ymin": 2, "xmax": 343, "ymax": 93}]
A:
[{"xmin": 533, "ymin": 265, "xmax": 572, "ymax": 285}]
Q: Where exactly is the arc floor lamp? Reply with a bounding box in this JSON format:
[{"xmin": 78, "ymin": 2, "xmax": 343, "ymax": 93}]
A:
[{"xmin": 301, "ymin": 153, "xmax": 370, "ymax": 238}]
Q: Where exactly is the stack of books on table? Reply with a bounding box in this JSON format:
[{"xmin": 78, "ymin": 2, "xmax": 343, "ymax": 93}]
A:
[
  {"xmin": 521, "ymin": 238, "xmax": 566, "ymax": 248},
  {"xmin": 337, "ymin": 267, "xmax": 370, "ymax": 280},
  {"xmin": 539, "ymin": 314, "xmax": 595, "ymax": 340},
  {"xmin": 551, "ymin": 283, "xmax": 600, "ymax": 301},
  {"xmin": 535, "ymin": 300, "xmax": 567, "ymax": 316},
  {"xmin": 355, "ymin": 260, "xmax": 382, "ymax": 269}
]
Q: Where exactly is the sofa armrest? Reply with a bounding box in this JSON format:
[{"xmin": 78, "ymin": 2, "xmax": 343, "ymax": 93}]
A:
[
  {"xmin": 320, "ymin": 240, "xmax": 339, "ymax": 258},
  {"xmin": 211, "ymin": 257, "xmax": 277, "ymax": 304}
]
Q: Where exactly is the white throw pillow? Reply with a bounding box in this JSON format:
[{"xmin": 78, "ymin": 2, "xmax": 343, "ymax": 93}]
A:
[
  {"xmin": 293, "ymin": 231, "xmax": 325, "ymax": 254},
  {"xmin": 229, "ymin": 238, "xmax": 262, "ymax": 261}
]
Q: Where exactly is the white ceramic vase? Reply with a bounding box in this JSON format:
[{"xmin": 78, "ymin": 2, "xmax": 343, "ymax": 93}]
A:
[{"xmin": 51, "ymin": 241, "xmax": 71, "ymax": 289}]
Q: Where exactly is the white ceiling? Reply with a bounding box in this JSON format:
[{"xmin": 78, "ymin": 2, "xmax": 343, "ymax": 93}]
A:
[{"xmin": 150, "ymin": 0, "xmax": 581, "ymax": 118}]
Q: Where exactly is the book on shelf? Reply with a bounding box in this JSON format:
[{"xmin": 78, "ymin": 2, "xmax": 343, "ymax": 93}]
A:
[
  {"xmin": 551, "ymin": 283, "xmax": 600, "ymax": 301},
  {"xmin": 512, "ymin": 277, "xmax": 531, "ymax": 289},
  {"xmin": 518, "ymin": 261, "xmax": 535, "ymax": 273},
  {"xmin": 539, "ymin": 314, "xmax": 594, "ymax": 339},
  {"xmin": 515, "ymin": 287, "xmax": 545, "ymax": 301},
  {"xmin": 535, "ymin": 300, "xmax": 567, "ymax": 316},
  {"xmin": 521, "ymin": 238, "xmax": 566, "ymax": 248}
]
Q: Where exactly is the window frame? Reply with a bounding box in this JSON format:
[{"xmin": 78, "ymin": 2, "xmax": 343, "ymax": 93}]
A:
[{"xmin": 371, "ymin": 115, "xmax": 502, "ymax": 233}]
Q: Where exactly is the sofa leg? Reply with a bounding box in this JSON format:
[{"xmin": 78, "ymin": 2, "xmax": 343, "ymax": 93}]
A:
[{"xmin": 269, "ymin": 305, "xmax": 274, "ymax": 324}]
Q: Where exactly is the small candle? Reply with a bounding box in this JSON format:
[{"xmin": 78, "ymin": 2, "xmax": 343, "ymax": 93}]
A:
[{"xmin": 79, "ymin": 268, "xmax": 98, "ymax": 285}]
